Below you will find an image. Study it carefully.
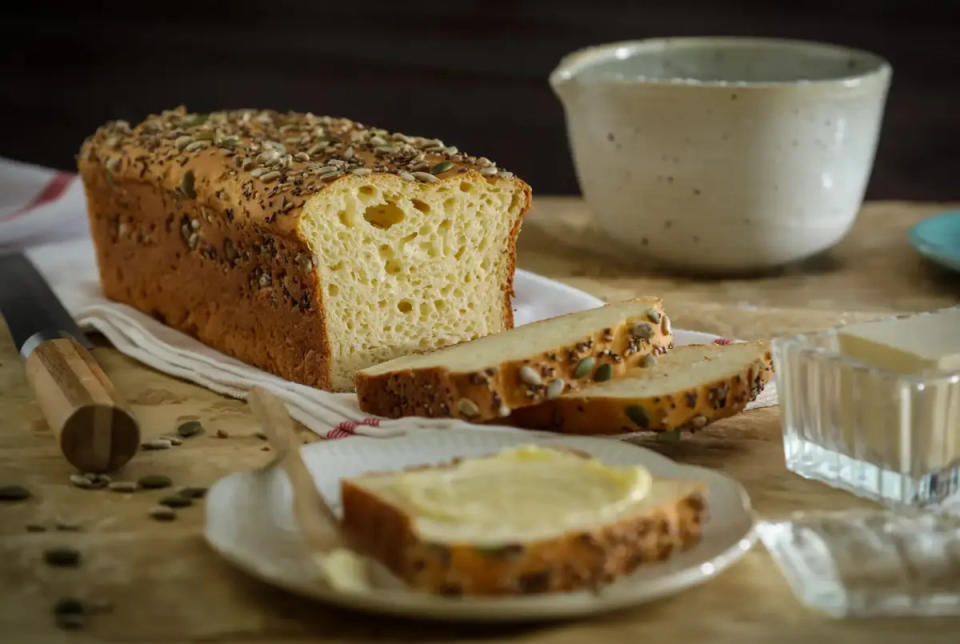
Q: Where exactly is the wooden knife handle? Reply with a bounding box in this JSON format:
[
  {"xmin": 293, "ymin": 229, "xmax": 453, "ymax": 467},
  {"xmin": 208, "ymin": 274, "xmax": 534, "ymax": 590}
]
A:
[{"xmin": 24, "ymin": 338, "xmax": 140, "ymax": 473}]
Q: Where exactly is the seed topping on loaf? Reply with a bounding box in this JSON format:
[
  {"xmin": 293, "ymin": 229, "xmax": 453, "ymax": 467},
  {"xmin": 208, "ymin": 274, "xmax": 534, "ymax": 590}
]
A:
[{"xmin": 78, "ymin": 107, "xmax": 513, "ymax": 217}]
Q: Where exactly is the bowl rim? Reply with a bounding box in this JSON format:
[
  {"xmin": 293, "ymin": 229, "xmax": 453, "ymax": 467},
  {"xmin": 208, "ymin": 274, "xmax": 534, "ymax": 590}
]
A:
[{"xmin": 550, "ymin": 37, "xmax": 892, "ymax": 90}]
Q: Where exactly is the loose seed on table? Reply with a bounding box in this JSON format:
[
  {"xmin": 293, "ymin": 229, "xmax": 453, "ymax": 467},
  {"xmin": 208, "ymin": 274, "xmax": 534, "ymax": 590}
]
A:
[
  {"xmin": 261, "ymin": 445, "xmax": 271, "ymax": 451},
  {"xmin": 108, "ymin": 481, "xmax": 138, "ymax": 493},
  {"xmin": 55, "ymin": 516, "xmax": 83, "ymax": 531},
  {"xmin": 0, "ymin": 484, "xmax": 30, "ymax": 501},
  {"xmin": 53, "ymin": 597, "xmax": 86, "ymax": 630},
  {"xmin": 69, "ymin": 474, "xmax": 94, "ymax": 489},
  {"xmin": 255, "ymin": 431, "xmax": 268, "ymax": 440},
  {"xmin": 158, "ymin": 495, "xmax": 192, "ymax": 508},
  {"xmin": 26, "ymin": 522, "xmax": 47, "ymax": 532},
  {"xmin": 142, "ymin": 439, "xmax": 172, "ymax": 450},
  {"xmin": 215, "ymin": 429, "xmax": 229, "ymax": 439},
  {"xmin": 177, "ymin": 486, "xmax": 207, "ymax": 499},
  {"xmin": 44, "ymin": 546, "xmax": 81, "ymax": 567},
  {"xmin": 176, "ymin": 421, "xmax": 203, "ymax": 438},
  {"xmin": 148, "ymin": 505, "xmax": 176, "ymax": 521},
  {"xmin": 137, "ymin": 475, "xmax": 172, "ymax": 489}
]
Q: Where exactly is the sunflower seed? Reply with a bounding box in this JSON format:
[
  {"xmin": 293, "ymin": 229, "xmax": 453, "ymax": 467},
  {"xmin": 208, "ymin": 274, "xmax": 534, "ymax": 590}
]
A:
[
  {"xmin": 137, "ymin": 475, "xmax": 172, "ymax": 489},
  {"xmin": 369, "ymin": 135, "xmax": 387, "ymax": 146},
  {"xmin": 662, "ymin": 315, "xmax": 672, "ymax": 335},
  {"xmin": 574, "ymin": 357, "xmax": 596, "ymax": 379},
  {"xmin": 343, "ymin": 146, "xmax": 355, "ymax": 159},
  {"xmin": 412, "ymin": 171, "xmax": 439, "ymax": 183},
  {"xmin": 177, "ymin": 420, "xmax": 203, "ymax": 438},
  {"xmin": 498, "ymin": 404, "xmax": 511, "ymax": 417},
  {"xmin": 148, "ymin": 506, "xmax": 176, "ymax": 521},
  {"xmin": 104, "ymin": 157, "xmax": 121, "ymax": 172},
  {"xmin": 0, "ymin": 484, "xmax": 30, "ymax": 501},
  {"xmin": 399, "ymin": 171, "xmax": 415, "ymax": 182},
  {"xmin": 546, "ymin": 379, "xmax": 565, "ymax": 400},
  {"xmin": 351, "ymin": 167, "xmax": 372, "ymax": 176},
  {"xmin": 69, "ymin": 474, "xmax": 94, "ymax": 489},
  {"xmin": 644, "ymin": 308, "xmax": 662, "ymax": 323},
  {"xmin": 44, "ymin": 546, "xmax": 81, "ymax": 567},
  {"xmin": 318, "ymin": 170, "xmax": 342, "ymax": 181},
  {"xmin": 593, "ymin": 363, "xmax": 613, "ymax": 382},
  {"xmin": 480, "ymin": 166, "xmax": 498, "ymax": 176},
  {"xmin": 183, "ymin": 140, "xmax": 209, "ymax": 153},
  {"xmin": 444, "ymin": 146, "xmax": 458, "ymax": 155},
  {"xmin": 108, "ymin": 481, "xmax": 138, "ymax": 493},
  {"xmin": 497, "ymin": 170, "xmax": 514, "ymax": 179},
  {"xmin": 691, "ymin": 415, "xmax": 708, "ymax": 428},
  {"xmin": 250, "ymin": 167, "xmax": 268, "ymax": 177},
  {"xmin": 175, "ymin": 135, "xmax": 194, "ymax": 150},
  {"xmin": 518, "ymin": 365, "xmax": 542, "ymax": 387},
  {"xmin": 457, "ymin": 398, "xmax": 480, "ymax": 418},
  {"xmin": 259, "ymin": 170, "xmax": 281, "ymax": 183},
  {"xmin": 142, "ymin": 439, "xmax": 172, "ymax": 450}
]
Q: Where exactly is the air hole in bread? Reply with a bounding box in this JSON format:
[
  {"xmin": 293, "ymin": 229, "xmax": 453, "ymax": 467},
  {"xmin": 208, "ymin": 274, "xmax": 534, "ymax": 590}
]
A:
[
  {"xmin": 337, "ymin": 210, "xmax": 352, "ymax": 227},
  {"xmin": 378, "ymin": 244, "xmax": 393, "ymax": 259},
  {"xmin": 459, "ymin": 182, "xmax": 474, "ymax": 193},
  {"xmin": 412, "ymin": 199, "xmax": 430, "ymax": 213},
  {"xmin": 363, "ymin": 202, "xmax": 404, "ymax": 229},
  {"xmin": 358, "ymin": 185, "xmax": 378, "ymax": 198},
  {"xmin": 328, "ymin": 283, "xmax": 339, "ymax": 296},
  {"xmin": 443, "ymin": 197, "xmax": 456, "ymax": 211},
  {"xmin": 397, "ymin": 299, "xmax": 413, "ymax": 313},
  {"xmin": 385, "ymin": 259, "xmax": 402, "ymax": 275}
]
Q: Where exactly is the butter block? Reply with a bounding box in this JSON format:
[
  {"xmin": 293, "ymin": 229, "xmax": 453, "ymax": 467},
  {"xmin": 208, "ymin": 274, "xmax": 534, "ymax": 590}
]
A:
[{"xmin": 837, "ymin": 308, "xmax": 960, "ymax": 374}]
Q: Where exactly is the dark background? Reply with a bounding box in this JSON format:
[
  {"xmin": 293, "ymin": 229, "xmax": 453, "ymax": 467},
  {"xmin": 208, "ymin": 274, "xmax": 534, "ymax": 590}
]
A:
[{"xmin": 2, "ymin": 0, "xmax": 958, "ymax": 199}]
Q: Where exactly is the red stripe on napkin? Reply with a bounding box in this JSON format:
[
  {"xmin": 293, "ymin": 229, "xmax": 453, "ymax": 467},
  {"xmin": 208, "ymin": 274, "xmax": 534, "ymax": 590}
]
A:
[
  {"xmin": 713, "ymin": 337, "xmax": 735, "ymax": 345},
  {"xmin": 324, "ymin": 417, "xmax": 381, "ymax": 439},
  {"xmin": 0, "ymin": 172, "xmax": 75, "ymax": 223}
]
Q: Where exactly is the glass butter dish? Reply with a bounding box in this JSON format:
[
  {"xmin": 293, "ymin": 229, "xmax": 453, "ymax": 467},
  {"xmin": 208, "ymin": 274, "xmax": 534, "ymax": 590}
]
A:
[{"xmin": 772, "ymin": 310, "xmax": 960, "ymax": 507}]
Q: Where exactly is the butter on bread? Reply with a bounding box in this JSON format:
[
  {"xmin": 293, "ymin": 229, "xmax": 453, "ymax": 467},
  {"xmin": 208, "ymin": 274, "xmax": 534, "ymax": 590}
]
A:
[
  {"xmin": 507, "ymin": 341, "xmax": 772, "ymax": 434},
  {"xmin": 78, "ymin": 108, "xmax": 530, "ymax": 391},
  {"xmin": 340, "ymin": 446, "xmax": 705, "ymax": 595},
  {"xmin": 355, "ymin": 299, "xmax": 674, "ymax": 421}
]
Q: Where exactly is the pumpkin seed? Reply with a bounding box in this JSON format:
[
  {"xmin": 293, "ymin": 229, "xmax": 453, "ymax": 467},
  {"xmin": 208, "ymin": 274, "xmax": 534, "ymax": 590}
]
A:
[
  {"xmin": 44, "ymin": 546, "xmax": 81, "ymax": 567},
  {"xmin": 148, "ymin": 506, "xmax": 176, "ymax": 521},
  {"xmin": 177, "ymin": 420, "xmax": 203, "ymax": 438},
  {"xmin": 430, "ymin": 160, "xmax": 454, "ymax": 174},
  {"xmin": 625, "ymin": 405, "xmax": 650, "ymax": 429},
  {"xmin": 644, "ymin": 308, "xmax": 661, "ymax": 323},
  {"xmin": 476, "ymin": 543, "xmax": 525, "ymax": 558},
  {"xmin": 574, "ymin": 357, "xmax": 596, "ymax": 379},
  {"xmin": 179, "ymin": 171, "xmax": 196, "ymax": 199},
  {"xmin": 137, "ymin": 475, "xmax": 172, "ymax": 489},
  {"xmin": 26, "ymin": 522, "xmax": 46, "ymax": 532},
  {"xmin": 519, "ymin": 365, "xmax": 542, "ymax": 387},
  {"xmin": 642, "ymin": 354, "xmax": 657, "ymax": 368},
  {"xmin": 0, "ymin": 484, "xmax": 30, "ymax": 501},
  {"xmin": 631, "ymin": 322, "xmax": 653, "ymax": 339},
  {"xmin": 177, "ymin": 486, "xmax": 207, "ymax": 499},
  {"xmin": 56, "ymin": 613, "xmax": 86, "ymax": 630},
  {"xmin": 158, "ymin": 495, "xmax": 192, "ymax": 508},
  {"xmin": 546, "ymin": 379, "xmax": 565, "ymax": 400},
  {"xmin": 593, "ymin": 363, "xmax": 613, "ymax": 382}
]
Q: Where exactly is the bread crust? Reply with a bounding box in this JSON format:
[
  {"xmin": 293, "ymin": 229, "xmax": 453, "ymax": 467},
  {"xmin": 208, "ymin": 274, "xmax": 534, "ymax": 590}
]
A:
[
  {"xmin": 341, "ymin": 476, "xmax": 705, "ymax": 596},
  {"xmin": 355, "ymin": 300, "xmax": 674, "ymax": 421},
  {"xmin": 78, "ymin": 109, "xmax": 530, "ymax": 390},
  {"xmin": 507, "ymin": 346, "xmax": 773, "ymax": 434}
]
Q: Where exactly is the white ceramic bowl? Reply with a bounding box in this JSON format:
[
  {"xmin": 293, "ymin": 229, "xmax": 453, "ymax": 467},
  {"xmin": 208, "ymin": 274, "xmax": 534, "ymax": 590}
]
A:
[{"xmin": 551, "ymin": 38, "xmax": 891, "ymax": 273}]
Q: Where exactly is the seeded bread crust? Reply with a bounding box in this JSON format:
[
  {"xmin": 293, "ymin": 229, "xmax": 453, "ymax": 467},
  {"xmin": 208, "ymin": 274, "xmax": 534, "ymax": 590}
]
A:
[
  {"xmin": 77, "ymin": 108, "xmax": 530, "ymax": 390},
  {"xmin": 340, "ymin": 465, "xmax": 705, "ymax": 596},
  {"xmin": 354, "ymin": 300, "xmax": 674, "ymax": 421},
  {"xmin": 507, "ymin": 344, "xmax": 773, "ymax": 435}
]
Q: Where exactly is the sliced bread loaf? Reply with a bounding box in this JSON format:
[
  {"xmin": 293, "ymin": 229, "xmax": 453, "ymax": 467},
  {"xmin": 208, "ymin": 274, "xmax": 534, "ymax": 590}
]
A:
[
  {"xmin": 355, "ymin": 299, "xmax": 674, "ymax": 421},
  {"xmin": 506, "ymin": 341, "xmax": 772, "ymax": 434},
  {"xmin": 340, "ymin": 445, "xmax": 705, "ymax": 595}
]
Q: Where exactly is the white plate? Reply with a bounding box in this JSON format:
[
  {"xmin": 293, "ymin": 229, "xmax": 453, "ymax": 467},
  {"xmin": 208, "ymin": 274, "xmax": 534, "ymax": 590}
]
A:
[{"xmin": 204, "ymin": 429, "xmax": 756, "ymax": 621}]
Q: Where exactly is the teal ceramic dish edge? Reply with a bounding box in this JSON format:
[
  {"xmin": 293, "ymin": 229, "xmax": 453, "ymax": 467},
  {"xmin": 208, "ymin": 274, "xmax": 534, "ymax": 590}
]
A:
[{"xmin": 909, "ymin": 211, "xmax": 960, "ymax": 273}]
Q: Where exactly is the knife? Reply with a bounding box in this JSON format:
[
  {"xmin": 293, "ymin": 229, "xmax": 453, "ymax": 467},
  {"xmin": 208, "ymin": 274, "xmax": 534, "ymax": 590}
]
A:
[{"xmin": 0, "ymin": 252, "xmax": 139, "ymax": 473}]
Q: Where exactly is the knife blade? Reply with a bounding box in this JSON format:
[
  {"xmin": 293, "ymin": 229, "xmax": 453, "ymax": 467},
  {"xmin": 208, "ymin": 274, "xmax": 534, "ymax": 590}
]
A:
[{"xmin": 0, "ymin": 252, "xmax": 140, "ymax": 472}]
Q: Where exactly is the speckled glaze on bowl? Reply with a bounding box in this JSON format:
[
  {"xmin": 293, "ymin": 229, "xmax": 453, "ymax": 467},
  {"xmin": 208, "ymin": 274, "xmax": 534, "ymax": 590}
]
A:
[{"xmin": 551, "ymin": 38, "xmax": 891, "ymax": 273}]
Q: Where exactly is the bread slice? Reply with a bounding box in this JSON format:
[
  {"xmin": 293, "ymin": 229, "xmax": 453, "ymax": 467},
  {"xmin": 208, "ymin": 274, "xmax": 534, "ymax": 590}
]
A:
[
  {"xmin": 340, "ymin": 446, "xmax": 705, "ymax": 596},
  {"xmin": 78, "ymin": 108, "xmax": 530, "ymax": 391},
  {"xmin": 506, "ymin": 341, "xmax": 772, "ymax": 434},
  {"xmin": 355, "ymin": 299, "xmax": 674, "ymax": 421}
]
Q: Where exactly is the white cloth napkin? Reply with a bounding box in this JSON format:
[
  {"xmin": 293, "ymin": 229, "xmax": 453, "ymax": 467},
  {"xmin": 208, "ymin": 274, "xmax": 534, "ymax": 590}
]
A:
[{"xmin": 6, "ymin": 156, "xmax": 776, "ymax": 438}]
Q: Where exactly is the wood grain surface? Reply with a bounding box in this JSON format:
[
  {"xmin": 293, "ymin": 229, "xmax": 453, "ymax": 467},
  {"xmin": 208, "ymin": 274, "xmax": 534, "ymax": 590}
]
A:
[{"xmin": 0, "ymin": 199, "xmax": 958, "ymax": 642}]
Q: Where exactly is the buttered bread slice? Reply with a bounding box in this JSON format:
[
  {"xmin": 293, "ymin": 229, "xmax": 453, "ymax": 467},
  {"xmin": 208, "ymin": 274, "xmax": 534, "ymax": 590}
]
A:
[
  {"xmin": 340, "ymin": 445, "xmax": 705, "ymax": 595},
  {"xmin": 507, "ymin": 341, "xmax": 772, "ymax": 434},
  {"xmin": 355, "ymin": 299, "xmax": 673, "ymax": 421}
]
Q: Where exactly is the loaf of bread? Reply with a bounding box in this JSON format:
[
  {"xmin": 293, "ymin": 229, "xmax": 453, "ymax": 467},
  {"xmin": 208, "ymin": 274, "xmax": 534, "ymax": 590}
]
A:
[
  {"xmin": 78, "ymin": 108, "xmax": 531, "ymax": 390},
  {"xmin": 355, "ymin": 299, "xmax": 674, "ymax": 421},
  {"xmin": 506, "ymin": 341, "xmax": 773, "ymax": 434},
  {"xmin": 340, "ymin": 445, "xmax": 705, "ymax": 595}
]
